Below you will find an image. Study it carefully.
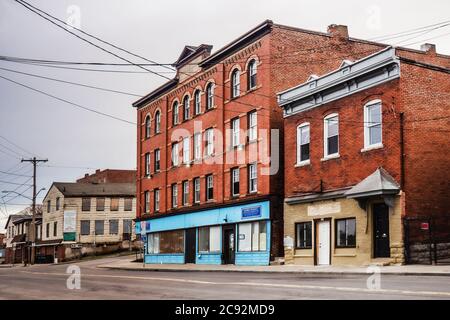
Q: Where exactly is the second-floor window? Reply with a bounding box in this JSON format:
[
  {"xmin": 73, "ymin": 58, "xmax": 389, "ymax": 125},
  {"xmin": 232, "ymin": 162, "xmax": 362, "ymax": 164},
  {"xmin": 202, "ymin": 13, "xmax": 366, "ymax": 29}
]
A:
[
  {"xmin": 364, "ymin": 100, "xmax": 382, "ymax": 148},
  {"xmin": 206, "ymin": 174, "xmax": 214, "ymax": 201},
  {"xmin": 206, "ymin": 83, "xmax": 214, "ymax": 110},
  {"xmin": 231, "ymin": 117, "xmax": 240, "ymax": 147},
  {"xmin": 46, "ymin": 223, "xmax": 50, "ymax": 238},
  {"xmin": 47, "ymin": 200, "xmax": 51, "ymax": 213},
  {"xmin": 182, "ymin": 180, "xmax": 189, "ymax": 206},
  {"xmin": 248, "ymin": 111, "xmax": 257, "ymax": 142},
  {"xmin": 231, "ymin": 167, "xmax": 240, "ymax": 196},
  {"xmin": 324, "ymin": 113, "xmax": 339, "ymax": 157},
  {"xmin": 53, "ymin": 221, "xmax": 57, "ymax": 237},
  {"xmin": 154, "ymin": 189, "xmax": 160, "ymax": 212},
  {"xmin": 231, "ymin": 69, "xmax": 240, "ymax": 98},
  {"xmin": 205, "ymin": 128, "xmax": 214, "ymax": 156},
  {"xmin": 82, "ymin": 197, "xmax": 91, "ymax": 211},
  {"xmin": 154, "ymin": 149, "xmax": 160, "ymax": 172},
  {"xmin": 173, "ymin": 101, "xmax": 179, "ymax": 126},
  {"xmin": 194, "ymin": 90, "xmax": 201, "ymax": 115},
  {"xmin": 297, "ymin": 123, "xmax": 310, "ymax": 164},
  {"xmin": 172, "ymin": 184, "xmax": 178, "ymax": 208},
  {"xmin": 194, "ymin": 177, "xmax": 200, "ymax": 203},
  {"xmin": 80, "ymin": 220, "xmax": 90, "ymax": 236},
  {"xmin": 95, "ymin": 220, "xmax": 104, "ymax": 235},
  {"xmin": 155, "ymin": 111, "xmax": 161, "ymax": 134},
  {"xmin": 171, "ymin": 142, "xmax": 179, "ymax": 166},
  {"xmin": 183, "ymin": 136, "xmax": 190, "ymax": 164},
  {"xmin": 183, "ymin": 96, "xmax": 190, "ymax": 121},
  {"xmin": 55, "ymin": 197, "xmax": 60, "ymax": 211},
  {"xmin": 144, "ymin": 191, "xmax": 150, "ymax": 213},
  {"xmin": 248, "ymin": 59, "xmax": 257, "ymax": 89},
  {"xmin": 145, "ymin": 152, "xmax": 151, "ymax": 176},
  {"xmin": 145, "ymin": 115, "xmax": 151, "ymax": 139},
  {"xmin": 248, "ymin": 163, "xmax": 257, "ymax": 193}
]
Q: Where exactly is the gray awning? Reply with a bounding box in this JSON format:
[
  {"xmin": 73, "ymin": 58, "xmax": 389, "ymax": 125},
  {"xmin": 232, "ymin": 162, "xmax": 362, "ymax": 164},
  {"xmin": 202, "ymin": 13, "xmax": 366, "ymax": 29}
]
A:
[{"xmin": 345, "ymin": 167, "xmax": 400, "ymax": 199}]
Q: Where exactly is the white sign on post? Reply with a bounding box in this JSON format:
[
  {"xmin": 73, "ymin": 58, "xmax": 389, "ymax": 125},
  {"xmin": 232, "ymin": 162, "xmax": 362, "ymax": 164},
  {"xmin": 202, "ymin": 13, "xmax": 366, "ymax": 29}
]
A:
[{"xmin": 63, "ymin": 210, "xmax": 77, "ymax": 233}]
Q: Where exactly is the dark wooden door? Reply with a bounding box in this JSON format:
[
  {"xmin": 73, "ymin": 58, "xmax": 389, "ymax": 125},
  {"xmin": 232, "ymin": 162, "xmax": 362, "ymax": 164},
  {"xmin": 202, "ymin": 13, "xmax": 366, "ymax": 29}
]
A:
[
  {"xmin": 222, "ymin": 226, "xmax": 235, "ymax": 264},
  {"xmin": 373, "ymin": 203, "xmax": 390, "ymax": 258},
  {"xmin": 185, "ymin": 228, "xmax": 196, "ymax": 263}
]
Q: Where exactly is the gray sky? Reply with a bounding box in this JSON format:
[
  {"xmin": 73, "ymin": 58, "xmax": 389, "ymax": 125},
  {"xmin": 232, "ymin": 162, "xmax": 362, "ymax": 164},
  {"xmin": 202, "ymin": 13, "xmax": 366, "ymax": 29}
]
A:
[{"xmin": 0, "ymin": 0, "xmax": 449, "ymax": 231}]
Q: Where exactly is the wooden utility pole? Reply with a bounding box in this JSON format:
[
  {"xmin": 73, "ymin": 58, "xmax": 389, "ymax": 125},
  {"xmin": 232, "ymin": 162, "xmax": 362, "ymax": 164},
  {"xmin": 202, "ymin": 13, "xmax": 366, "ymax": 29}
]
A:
[{"xmin": 21, "ymin": 157, "xmax": 48, "ymax": 265}]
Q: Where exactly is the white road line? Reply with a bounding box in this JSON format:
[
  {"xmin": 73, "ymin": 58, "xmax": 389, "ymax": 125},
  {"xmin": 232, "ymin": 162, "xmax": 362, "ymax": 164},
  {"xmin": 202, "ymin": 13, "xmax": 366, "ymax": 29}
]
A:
[{"xmin": 20, "ymin": 271, "xmax": 450, "ymax": 298}]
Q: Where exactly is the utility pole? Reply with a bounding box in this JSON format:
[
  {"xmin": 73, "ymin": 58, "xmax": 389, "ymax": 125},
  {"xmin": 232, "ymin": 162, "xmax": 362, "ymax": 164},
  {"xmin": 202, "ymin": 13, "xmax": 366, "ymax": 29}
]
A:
[{"xmin": 21, "ymin": 157, "xmax": 48, "ymax": 265}]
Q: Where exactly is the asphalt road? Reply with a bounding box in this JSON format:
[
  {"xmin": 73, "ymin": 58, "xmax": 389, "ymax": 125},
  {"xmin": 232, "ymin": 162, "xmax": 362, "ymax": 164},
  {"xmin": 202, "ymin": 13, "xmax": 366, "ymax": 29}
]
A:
[{"xmin": 1, "ymin": 256, "xmax": 449, "ymax": 300}]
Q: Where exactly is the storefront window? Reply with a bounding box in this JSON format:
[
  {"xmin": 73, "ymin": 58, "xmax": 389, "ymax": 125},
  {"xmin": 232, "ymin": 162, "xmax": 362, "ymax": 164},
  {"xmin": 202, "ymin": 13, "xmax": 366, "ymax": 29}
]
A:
[
  {"xmin": 198, "ymin": 226, "xmax": 221, "ymax": 252},
  {"xmin": 336, "ymin": 218, "xmax": 356, "ymax": 248},
  {"xmin": 238, "ymin": 221, "xmax": 267, "ymax": 252},
  {"xmin": 147, "ymin": 230, "xmax": 184, "ymax": 254},
  {"xmin": 295, "ymin": 222, "xmax": 312, "ymax": 249}
]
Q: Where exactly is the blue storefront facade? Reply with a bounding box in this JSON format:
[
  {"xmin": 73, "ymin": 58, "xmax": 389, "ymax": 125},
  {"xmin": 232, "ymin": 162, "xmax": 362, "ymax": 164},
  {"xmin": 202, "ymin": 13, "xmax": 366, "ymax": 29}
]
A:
[{"xmin": 136, "ymin": 200, "xmax": 271, "ymax": 266}]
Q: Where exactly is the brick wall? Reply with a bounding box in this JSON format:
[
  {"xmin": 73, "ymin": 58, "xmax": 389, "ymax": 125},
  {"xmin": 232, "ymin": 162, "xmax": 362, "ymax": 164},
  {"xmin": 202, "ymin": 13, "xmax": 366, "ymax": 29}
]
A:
[{"xmin": 77, "ymin": 169, "xmax": 136, "ymax": 184}]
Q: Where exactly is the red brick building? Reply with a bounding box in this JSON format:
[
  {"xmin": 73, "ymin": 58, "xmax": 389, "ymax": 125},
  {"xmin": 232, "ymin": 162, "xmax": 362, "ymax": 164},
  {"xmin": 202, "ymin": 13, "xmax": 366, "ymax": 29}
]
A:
[
  {"xmin": 278, "ymin": 42, "xmax": 450, "ymax": 265},
  {"xmin": 77, "ymin": 169, "xmax": 136, "ymax": 184}
]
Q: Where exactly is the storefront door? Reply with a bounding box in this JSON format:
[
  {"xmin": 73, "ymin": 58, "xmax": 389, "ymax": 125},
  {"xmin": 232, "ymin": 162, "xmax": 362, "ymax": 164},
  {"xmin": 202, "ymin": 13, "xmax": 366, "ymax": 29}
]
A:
[
  {"xmin": 185, "ymin": 228, "xmax": 196, "ymax": 263},
  {"xmin": 222, "ymin": 225, "xmax": 235, "ymax": 264},
  {"xmin": 373, "ymin": 203, "xmax": 390, "ymax": 258},
  {"xmin": 316, "ymin": 220, "xmax": 331, "ymax": 265}
]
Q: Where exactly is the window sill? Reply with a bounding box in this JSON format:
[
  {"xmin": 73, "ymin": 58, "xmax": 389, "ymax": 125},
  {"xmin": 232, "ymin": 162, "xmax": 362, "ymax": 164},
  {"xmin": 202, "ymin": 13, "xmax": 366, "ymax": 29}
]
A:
[
  {"xmin": 361, "ymin": 144, "xmax": 383, "ymax": 153},
  {"xmin": 295, "ymin": 160, "xmax": 310, "ymax": 168},
  {"xmin": 321, "ymin": 154, "xmax": 340, "ymax": 162}
]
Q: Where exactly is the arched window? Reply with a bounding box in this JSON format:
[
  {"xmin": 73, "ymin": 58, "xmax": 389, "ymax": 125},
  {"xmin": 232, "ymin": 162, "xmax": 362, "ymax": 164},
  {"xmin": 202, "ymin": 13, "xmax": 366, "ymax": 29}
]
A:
[
  {"xmin": 155, "ymin": 110, "xmax": 161, "ymax": 134},
  {"xmin": 231, "ymin": 69, "xmax": 240, "ymax": 98},
  {"xmin": 144, "ymin": 115, "xmax": 151, "ymax": 139},
  {"xmin": 183, "ymin": 95, "xmax": 190, "ymax": 121},
  {"xmin": 194, "ymin": 90, "xmax": 201, "ymax": 115},
  {"xmin": 206, "ymin": 83, "xmax": 214, "ymax": 110},
  {"xmin": 248, "ymin": 59, "xmax": 257, "ymax": 89},
  {"xmin": 172, "ymin": 101, "xmax": 179, "ymax": 126}
]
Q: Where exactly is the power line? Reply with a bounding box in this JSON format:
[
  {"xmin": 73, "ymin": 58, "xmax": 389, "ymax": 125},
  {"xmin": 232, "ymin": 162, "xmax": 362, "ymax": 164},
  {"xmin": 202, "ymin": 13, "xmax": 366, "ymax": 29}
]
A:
[
  {"xmin": 393, "ymin": 23, "xmax": 450, "ymax": 46},
  {"xmin": 369, "ymin": 20, "xmax": 450, "ymax": 41},
  {"xmin": 0, "ymin": 74, "xmax": 136, "ymax": 125},
  {"xmin": 0, "ymin": 179, "xmax": 32, "ymax": 186},
  {"xmin": 0, "ymin": 169, "xmax": 32, "ymax": 178},
  {"xmin": 401, "ymin": 31, "xmax": 450, "ymax": 47},
  {"xmin": 0, "ymin": 135, "xmax": 37, "ymax": 157}
]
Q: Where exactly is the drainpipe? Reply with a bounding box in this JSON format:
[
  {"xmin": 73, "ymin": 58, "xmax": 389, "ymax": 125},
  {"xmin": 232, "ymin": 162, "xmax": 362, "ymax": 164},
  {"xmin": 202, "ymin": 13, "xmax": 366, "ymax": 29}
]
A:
[{"xmin": 399, "ymin": 112, "xmax": 405, "ymax": 189}]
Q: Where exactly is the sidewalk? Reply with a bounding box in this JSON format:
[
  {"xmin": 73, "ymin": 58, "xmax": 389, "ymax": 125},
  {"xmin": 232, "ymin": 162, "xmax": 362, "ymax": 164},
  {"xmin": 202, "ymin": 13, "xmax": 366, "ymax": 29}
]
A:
[{"xmin": 97, "ymin": 258, "xmax": 450, "ymax": 276}]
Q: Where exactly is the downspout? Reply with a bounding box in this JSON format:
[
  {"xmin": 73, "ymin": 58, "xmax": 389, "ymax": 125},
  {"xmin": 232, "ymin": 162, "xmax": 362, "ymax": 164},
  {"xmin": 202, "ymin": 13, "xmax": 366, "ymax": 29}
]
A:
[{"xmin": 400, "ymin": 112, "xmax": 405, "ymax": 189}]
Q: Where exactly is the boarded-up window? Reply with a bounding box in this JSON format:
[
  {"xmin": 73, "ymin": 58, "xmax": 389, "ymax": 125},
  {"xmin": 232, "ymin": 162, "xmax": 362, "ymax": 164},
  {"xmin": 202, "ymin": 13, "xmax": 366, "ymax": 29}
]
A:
[
  {"xmin": 95, "ymin": 220, "xmax": 104, "ymax": 235},
  {"xmin": 123, "ymin": 219, "xmax": 132, "ymax": 234},
  {"xmin": 109, "ymin": 220, "xmax": 119, "ymax": 235},
  {"xmin": 96, "ymin": 197, "xmax": 105, "ymax": 211},
  {"xmin": 81, "ymin": 220, "xmax": 90, "ymax": 235},
  {"xmin": 82, "ymin": 197, "xmax": 91, "ymax": 211},
  {"xmin": 110, "ymin": 198, "xmax": 119, "ymax": 211},
  {"xmin": 124, "ymin": 198, "xmax": 132, "ymax": 211},
  {"xmin": 158, "ymin": 230, "xmax": 184, "ymax": 254}
]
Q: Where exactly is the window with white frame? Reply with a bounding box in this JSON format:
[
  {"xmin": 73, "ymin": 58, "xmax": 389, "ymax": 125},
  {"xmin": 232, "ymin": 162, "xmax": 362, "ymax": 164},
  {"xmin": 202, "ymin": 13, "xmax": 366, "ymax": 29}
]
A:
[
  {"xmin": 171, "ymin": 184, "xmax": 178, "ymax": 208},
  {"xmin": 248, "ymin": 163, "xmax": 257, "ymax": 193},
  {"xmin": 183, "ymin": 95, "xmax": 190, "ymax": 121},
  {"xmin": 205, "ymin": 128, "xmax": 214, "ymax": 156},
  {"xmin": 172, "ymin": 101, "xmax": 179, "ymax": 126},
  {"xmin": 155, "ymin": 111, "xmax": 161, "ymax": 133},
  {"xmin": 248, "ymin": 111, "xmax": 257, "ymax": 142},
  {"xmin": 231, "ymin": 167, "xmax": 240, "ymax": 196},
  {"xmin": 206, "ymin": 83, "xmax": 214, "ymax": 110},
  {"xmin": 154, "ymin": 149, "xmax": 160, "ymax": 172},
  {"xmin": 194, "ymin": 132, "xmax": 202, "ymax": 160},
  {"xmin": 182, "ymin": 180, "xmax": 189, "ymax": 206},
  {"xmin": 231, "ymin": 69, "xmax": 240, "ymax": 98},
  {"xmin": 154, "ymin": 189, "xmax": 160, "ymax": 212},
  {"xmin": 171, "ymin": 142, "xmax": 179, "ymax": 166},
  {"xmin": 198, "ymin": 226, "xmax": 221, "ymax": 252},
  {"xmin": 248, "ymin": 59, "xmax": 257, "ymax": 89},
  {"xmin": 194, "ymin": 177, "xmax": 200, "ymax": 203},
  {"xmin": 144, "ymin": 191, "xmax": 150, "ymax": 213},
  {"xmin": 324, "ymin": 113, "xmax": 339, "ymax": 157},
  {"xmin": 145, "ymin": 152, "xmax": 150, "ymax": 176},
  {"xmin": 206, "ymin": 174, "xmax": 213, "ymax": 201},
  {"xmin": 194, "ymin": 90, "xmax": 201, "ymax": 115},
  {"xmin": 183, "ymin": 136, "xmax": 190, "ymax": 164},
  {"xmin": 238, "ymin": 221, "xmax": 267, "ymax": 252},
  {"xmin": 231, "ymin": 117, "xmax": 240, "ymax": 147},
  {"xmin": 145, "ymin": 115, "xmax": 151, "ymax": 139},
  {"xmin": 297, "ymin": 123, "xmax": 310, "ymax": 164},
  {"xmin": 364, "ymin": 100, "xmax": 382, "ymax": 148}
]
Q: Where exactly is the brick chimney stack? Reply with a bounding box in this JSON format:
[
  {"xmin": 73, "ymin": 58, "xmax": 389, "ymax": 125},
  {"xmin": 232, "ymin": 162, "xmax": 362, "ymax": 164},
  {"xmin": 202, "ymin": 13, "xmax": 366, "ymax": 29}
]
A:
[
  {"xmin": 328, "ymin": 24, "xmax": 349, "ymax": 40},
  {"xmin": 420, "ymin": 43, "xmax": 436, "ymax": 55}
]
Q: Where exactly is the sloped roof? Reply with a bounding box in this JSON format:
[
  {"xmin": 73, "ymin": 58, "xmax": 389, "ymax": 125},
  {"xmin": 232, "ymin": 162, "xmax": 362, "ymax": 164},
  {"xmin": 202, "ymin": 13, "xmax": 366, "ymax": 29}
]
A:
[
  {"xmin": 5, "ymin": 214, "xmax": 31, "ymax": 228},
  {"xmin": 345, "ymin": 167, "xmax": 400, "ymax": 199},
  {"xmin": 52, "ymin": 182, "xmax": 136, "ymax": 197}
]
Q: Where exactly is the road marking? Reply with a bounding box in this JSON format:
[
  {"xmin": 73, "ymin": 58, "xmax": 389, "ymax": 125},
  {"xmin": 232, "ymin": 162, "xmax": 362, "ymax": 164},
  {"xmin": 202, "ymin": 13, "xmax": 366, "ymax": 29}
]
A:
[{"xmin": 19, "ymin": 270, "xmax": 450, "ymax": 298}]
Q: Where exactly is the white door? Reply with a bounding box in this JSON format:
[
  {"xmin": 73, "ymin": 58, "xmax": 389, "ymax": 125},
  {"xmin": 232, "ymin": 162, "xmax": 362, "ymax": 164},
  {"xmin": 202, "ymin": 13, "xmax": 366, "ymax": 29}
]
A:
[{"xmin": 317, "ymin": 221, "xmax": 330, "ymax": 265}]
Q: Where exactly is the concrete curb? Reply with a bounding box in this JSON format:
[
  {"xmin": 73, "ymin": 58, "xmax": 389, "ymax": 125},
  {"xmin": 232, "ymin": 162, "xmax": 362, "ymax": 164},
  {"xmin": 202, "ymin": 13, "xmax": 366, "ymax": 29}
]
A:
[{"xmin": 97, "ymin": 265, "xmax": 450, "ymax": 277}]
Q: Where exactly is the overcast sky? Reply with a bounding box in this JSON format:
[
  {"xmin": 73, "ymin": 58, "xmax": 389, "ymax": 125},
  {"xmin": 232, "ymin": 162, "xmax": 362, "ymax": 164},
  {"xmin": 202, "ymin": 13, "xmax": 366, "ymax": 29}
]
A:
[{"xmin": 0, "ymin": 0, "xmax": 449, "ymax": 231}]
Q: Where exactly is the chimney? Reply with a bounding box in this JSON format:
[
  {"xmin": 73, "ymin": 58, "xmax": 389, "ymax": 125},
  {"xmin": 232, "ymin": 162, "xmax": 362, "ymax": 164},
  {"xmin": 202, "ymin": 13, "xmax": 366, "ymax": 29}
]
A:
[
  {"xmin": 328, "ymin": 24, "xmax": 349, "ymax": 40},
  {"xmin": 95, "ymin": 169, "xmax": 100, "ymax": 174},
  {"xmin": 420, "ymin": 43, "xmax": 436, "ymax": 55},
  {"xmin": 84, "ymin": 173, "xmax": 89, "ymax": 178}
]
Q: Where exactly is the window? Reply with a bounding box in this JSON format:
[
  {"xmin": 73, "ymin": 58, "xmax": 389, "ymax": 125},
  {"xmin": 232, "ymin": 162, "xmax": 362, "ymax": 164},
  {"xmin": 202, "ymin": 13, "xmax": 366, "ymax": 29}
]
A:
[
  {"xmin": 231, "ymin": 167, "xmax": 240, "ymax": 196},
  {"xmin": 171, "ymin": 184, "xmax": 178, "ymax": 208},
  {"xmin": 248, "ymin": 111, "xmax": 257, "ymax": 142},
  {"xmin": 53, "ymin": 221, "xmax": 57, "ymax": 237},
  {"xmin": 238, "ymin": 221, "xmax": 267, "ymax": 252},
  {"xmin": 205, "ymin": 128, "xmax": 214, "ymax": 156},
  {"xmin": 248, "ymin": 59, "xmax": 257, "ymax": 89},
  {"xmin": 183, "ymin": 95, "xmax": 190, "ymax": 121},
  {"xmin": 324, "ymin": 114, "xmax": 339, "ymax": 157},
  {"xmin": 82, "ymin": 197, "xmax": 91, "ymax": 211},
  {"xmin": 198, "ymin": 226, "xmax": 221, "ymax": 252},
  {"xmin": 297, "ymin": 123, "xmax": 310, "ymax": 164},
  {"xmin": 248, "ymin": 163, "xmax": 257, "ymax": 193},
  {"xmin": 183, "ymin": 136, "xmax": 190, "ymax": 164},
  {"xmin": 295, "ymin": 222, "xmax": 312, "ymax": 248},
  {"xmin": 144, "ymin": 152, "xmax": 151, "ymax": 176},
  {"xmin": 124, "ymin": 198, "xmax": 133, "ymax": 211},
  {"xmin": 154, "ymin": 149, "xmax": 161, "ymax": 172},
  {"xmin": 172, "ymin": 101, "xmax": 179, "ymax": 126},
  {"xmin": 206, "ymin": 83, "xmax": 214, "ymax": 110},
  {"xmin": 154, "ymin": 189, "xmax": 160, "ymax": 212},
  {"xmin": 110, "ymin": 198, "xmax": 119, "ymax": 211},
  {"xmin": 171, "ymin": 142, "xmax": 179, "ymax": 166},
  {"xmin": 155, "ymin": 110, "xmax": 161, "ymax": 134},
  {"xmin": 144, "ymin": 191, "xmax": 150, "ymax": 213},
  {"xmin": 145, "ymin": 115, "xmax": 151, "ymax": 139},
  {"xmin": 96, "ymin": 197, "xmax": 105, "ymax": 211},
  {"xmin": 231, "ymin": 117, "xmax": 240, "ymax": 147},
  {"xmin": 109, "ymin": 219, "xmax": 119, "ymax": 235},
  {"xmin": 47, "ymin": 200, "xmax": 51, "ymax": 213},
  {"xmin": 194, "ymin": 90, "xmax": 201, "ymax": 115},
  {"xmin": 194, "ymin": 133, "xmax": 202, "ymax": 161},
  {"xmin": 364, "ymin": 100, "xmax": 382, "ymax": 148},
  {"xmin": 147, "ymin": 230, "xmax": 184, "ymax": 254},
  {"xmin": 182, "ymin": 181, "xmax": 189, "ymax": 206},
  {"xmin": 55, "ymin": 197, "xmax": 60, "ymax": 211},
  {"xmin": 336, "ymin": 218, "xmax": 356, "ymax": 248},
  {"xmin": 123, "ymin": 219, "xmax": 132, "ymax": 235},
  {"xmin": 46, "ymin": 223, "xmax": 49, "ymax": 238},
  {"xmin": 80, "ymin": 220, "xmax": 90, "ymax": 235},
  {"xmin": 231, "ymin": 69, "xmax": 240, "ymax": 98},
  {"xmin": 95, "ymin": 220, "xmax": 104, "ymax": 235},
  {"xmin": 194, "ymin": 177, "xmax": 200, "ymax": 203},
  {"xmin": 206, "ymin": 174, "xmax": 213, "ymax": 201}
]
